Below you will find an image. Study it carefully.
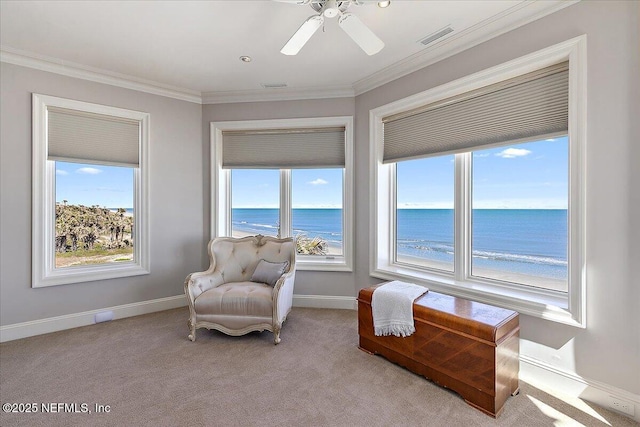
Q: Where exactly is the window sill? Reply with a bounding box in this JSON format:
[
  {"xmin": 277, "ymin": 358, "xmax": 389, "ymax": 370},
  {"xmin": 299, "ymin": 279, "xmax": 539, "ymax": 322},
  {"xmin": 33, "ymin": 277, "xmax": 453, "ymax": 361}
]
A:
[
  {"xmin": 34, "ymin": 263, "xmax": 150, "ymax": 288},
  {"xmin": 371, "ymin": 263, "xmax": 583, "ymax": 328},
  {"xmin": 296, "ymin": 255, "xmax": 352, "ymax": 272}
]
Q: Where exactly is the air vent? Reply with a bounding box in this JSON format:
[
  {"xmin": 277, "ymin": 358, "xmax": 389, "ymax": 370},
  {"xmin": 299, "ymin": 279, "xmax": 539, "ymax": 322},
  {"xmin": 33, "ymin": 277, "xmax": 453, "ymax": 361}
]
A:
[
  {"xmin": 419, "ymin": 26, "xmax": 454, "ymax": 46},
  {"xmin": 261, "ymin": 83, "xmax": 288, "ymax": 89}
]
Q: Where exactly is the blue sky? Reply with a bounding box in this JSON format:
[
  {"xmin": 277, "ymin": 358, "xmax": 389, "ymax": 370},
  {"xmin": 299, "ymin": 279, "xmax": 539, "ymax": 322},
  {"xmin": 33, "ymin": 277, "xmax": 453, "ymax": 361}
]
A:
[
  {"xmin": 398, "ymin": 137, "xmax": 568, "ymax": 209},
  {"xmin": 472, "ymin": 137, "xmax": 568, "ymax": 209},
  {"xmin": 55, "ymin": 137, "xmax": 567, "ymax": 210},
  {"xmin": 232, "ymin": 168, "xmax": 343, "ymax": 208},
  {"xmin": 55, "ymin": 161, "xmax": 134, "ymax": 208}
]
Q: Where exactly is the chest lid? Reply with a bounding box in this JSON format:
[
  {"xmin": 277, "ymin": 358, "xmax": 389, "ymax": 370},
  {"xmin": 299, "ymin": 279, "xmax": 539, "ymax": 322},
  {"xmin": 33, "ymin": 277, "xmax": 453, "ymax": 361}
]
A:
[{"xmin": 359, "ymin": 285, "xmax": 519, "ymax": 343}]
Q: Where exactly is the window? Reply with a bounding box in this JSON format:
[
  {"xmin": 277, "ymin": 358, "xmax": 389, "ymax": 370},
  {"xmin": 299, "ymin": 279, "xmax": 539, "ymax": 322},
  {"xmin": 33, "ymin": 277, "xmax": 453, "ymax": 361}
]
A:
[
  {"xmin": 394, "ymin": 139, "xmax": 568, "ymax": 290},
  {"xmin": 231, "ymin": 169, "xmax": 280, "ymax": 238},
  {"xmin": 212, "ymin": 117, "xmax": 353, "ymax": 271},
  {"xmin": 292, "ymin": 168, "xmax": 344, "ymax": 257},
  {"xmin": 32, "ymin": 94, "xmax": 149, "ymax": 287},
  {"xmin": 470, "ymin": 139, "xmax": 569, "ymax": 292},
  {"xmin": 396, "ymin": 155, "xmax": 454, "ymax": 272},
  {"xmin": 55, "ymin": 162, "xmax": 135, "ymax": 268},
  {"xmin": 371, "ymin": 37, "xmax": 586, "ymax": 326}
]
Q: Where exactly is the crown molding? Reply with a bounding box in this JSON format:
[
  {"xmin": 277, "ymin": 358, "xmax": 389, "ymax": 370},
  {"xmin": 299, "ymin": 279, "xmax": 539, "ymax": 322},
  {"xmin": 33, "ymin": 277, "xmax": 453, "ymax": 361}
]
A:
[
  {"xmin": 0, "ymin": 46, "xmax": 202, "ymax": 104},
  {"xmin": 352, "ymin": 0, "xmax": 580, "ymax": 96},
  {"xmin": 0, "ymin": 0, "xmax": 578, "ymax": 105},
  {"xmin": 202, "ymin": 85, "xmax": 355, "ymax": 105}
]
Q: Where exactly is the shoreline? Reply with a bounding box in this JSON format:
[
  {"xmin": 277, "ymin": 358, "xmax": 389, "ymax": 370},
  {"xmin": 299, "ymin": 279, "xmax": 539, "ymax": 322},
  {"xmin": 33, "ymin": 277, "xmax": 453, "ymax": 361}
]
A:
[{"xmin": 397, "ymin": 253, "xmax": 567, "ymax": 292}]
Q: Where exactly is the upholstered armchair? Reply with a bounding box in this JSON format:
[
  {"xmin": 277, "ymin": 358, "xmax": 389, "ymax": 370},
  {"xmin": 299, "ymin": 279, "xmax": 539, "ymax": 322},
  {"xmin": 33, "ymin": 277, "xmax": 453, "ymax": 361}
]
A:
[{"xmin": 184, "ymin": 235, "xmax": 296, "ymax": 344}]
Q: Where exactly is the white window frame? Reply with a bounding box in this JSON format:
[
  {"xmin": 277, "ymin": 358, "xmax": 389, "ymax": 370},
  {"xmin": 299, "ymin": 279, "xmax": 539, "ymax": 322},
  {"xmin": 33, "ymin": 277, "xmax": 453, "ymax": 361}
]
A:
[
  {"xmin": 211, "ymin": 117, "xmax": 354, "ymax": 272},
  {"xmin": 370, "ymin": 36, "xmax": 587, "ymax": 327},
  {"xmin": 32, "ymin": 94, "xmax": 150, "ymax": 287}
]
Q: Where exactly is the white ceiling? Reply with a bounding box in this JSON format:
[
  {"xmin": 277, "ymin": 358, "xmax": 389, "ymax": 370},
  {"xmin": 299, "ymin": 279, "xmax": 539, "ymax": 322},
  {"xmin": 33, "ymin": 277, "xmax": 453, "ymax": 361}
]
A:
[{"xmin": 0, "ymin": 0, "xmax": 574, "ymax": 103}]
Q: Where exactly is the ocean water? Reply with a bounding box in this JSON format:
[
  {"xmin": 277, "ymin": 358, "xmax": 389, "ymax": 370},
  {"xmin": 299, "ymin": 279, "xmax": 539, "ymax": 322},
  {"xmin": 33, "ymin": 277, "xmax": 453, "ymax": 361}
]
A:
[
  {"xmin": 232, "ymin": 208, "xmax": 568, "ymax": 281},
  {"xmin": 232, "ymin": 208, "xmax": 343, "ymax": 248},
  {"xmin": 396, "ymin": 209, "xmax": 567, "ymax": 281}
]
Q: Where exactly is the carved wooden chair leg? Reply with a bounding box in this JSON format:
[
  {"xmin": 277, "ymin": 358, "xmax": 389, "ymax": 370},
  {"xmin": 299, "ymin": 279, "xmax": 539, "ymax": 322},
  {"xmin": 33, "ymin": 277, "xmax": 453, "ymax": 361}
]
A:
[
  {"xmin": 187, "ymin": 320, "xmax": 196, "ymax": 342},
  {"xmin": 273, "ymin": 324, "xmax": 281, "ymax": 345}
]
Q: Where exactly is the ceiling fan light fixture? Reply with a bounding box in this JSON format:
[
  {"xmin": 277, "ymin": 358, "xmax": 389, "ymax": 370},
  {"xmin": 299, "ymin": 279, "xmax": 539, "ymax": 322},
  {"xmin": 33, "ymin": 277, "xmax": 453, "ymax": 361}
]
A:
[
  {"xmin": 280, "ymin": 14, "xmax": 325, "ymax": 55},
  {"xmin": 377, "ymin": 1, "xmax": 391, "ymax": 8},
  {"xmin": 322, "ymin": 0, "xmax": 340, "ymax": 18}
]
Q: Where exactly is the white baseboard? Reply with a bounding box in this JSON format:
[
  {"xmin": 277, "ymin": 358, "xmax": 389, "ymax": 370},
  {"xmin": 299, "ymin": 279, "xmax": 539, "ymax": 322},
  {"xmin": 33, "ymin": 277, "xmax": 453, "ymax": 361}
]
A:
[
  {"xmin": 293, "ymin": 294, "xmax": 357, "ymax": 310},
  {"xmin": 520, "ymin": 355, "xmax": 640, "ymax": 422},
  {"xmin": 0, "ymin": 295, "xmax": 187, "ymax": 343},
  {"xmin": 0, "ymin": 294, "xmax": 354, "ymax": 343}
]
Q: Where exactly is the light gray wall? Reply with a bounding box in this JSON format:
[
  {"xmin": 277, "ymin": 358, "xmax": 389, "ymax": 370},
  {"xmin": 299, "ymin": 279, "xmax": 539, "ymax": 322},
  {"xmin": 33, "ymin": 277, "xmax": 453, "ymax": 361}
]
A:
[
  {"xmin": 202, "ymin": 98, "xmax": 356, "ymax": 297},
  {"xmin": 0, "ymin": 63, "xmax": 205, "ymax": 324},
  {"xmin": 355, "ymin": 0, "xmax": 639, "ymax": 395}
]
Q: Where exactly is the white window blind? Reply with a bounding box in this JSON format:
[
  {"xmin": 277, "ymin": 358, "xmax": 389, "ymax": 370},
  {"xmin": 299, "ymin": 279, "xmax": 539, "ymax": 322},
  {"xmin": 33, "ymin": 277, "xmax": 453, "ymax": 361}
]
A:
[
  {"xmin": 382, "ymin": 61, "xmax": 569, "ymax": 163},
  {"xmin": 222, "ymin": 127, "xmax": 345, "ymax": 169},
  {"xmin": 47, "ymin": 107, "xmax": 140, "ymax": 167}
]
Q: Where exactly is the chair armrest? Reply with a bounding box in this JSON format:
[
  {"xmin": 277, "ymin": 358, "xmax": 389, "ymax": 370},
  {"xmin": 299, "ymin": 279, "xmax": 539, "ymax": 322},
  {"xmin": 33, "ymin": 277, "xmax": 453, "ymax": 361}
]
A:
[
  {"xmin": 184, "ymin": 271, "xmax": 224, "ymax": 303},
  {"xmin": 272, "ymin": 269, "xmax": 296, "ymax": 323}
]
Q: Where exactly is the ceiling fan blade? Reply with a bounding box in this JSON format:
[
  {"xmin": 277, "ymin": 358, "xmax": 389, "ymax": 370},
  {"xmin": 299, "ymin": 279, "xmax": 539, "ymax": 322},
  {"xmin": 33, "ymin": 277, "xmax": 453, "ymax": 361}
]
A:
[
  {"xmin": 281, "ymin": 15, "xmax": 325, "ymax": 55},
  {"xmin": 338, "ymin": 12, "xmax": 384, "ymax": 55}
]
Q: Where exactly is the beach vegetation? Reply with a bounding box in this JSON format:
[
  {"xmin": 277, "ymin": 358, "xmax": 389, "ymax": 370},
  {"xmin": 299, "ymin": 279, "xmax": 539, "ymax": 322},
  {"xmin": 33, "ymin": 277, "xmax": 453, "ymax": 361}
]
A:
[
  {"xmin": 55, "ymin": 203, "xmax": 133, "ymax": 267},
  {"xmin": 295, "ymin": 234, "xmax": 328, "ymax": 255}
]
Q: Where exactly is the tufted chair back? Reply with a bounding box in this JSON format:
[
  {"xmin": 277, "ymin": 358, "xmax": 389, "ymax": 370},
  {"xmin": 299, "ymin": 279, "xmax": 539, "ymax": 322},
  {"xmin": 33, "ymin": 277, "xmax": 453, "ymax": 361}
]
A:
[{"xmin": 210, "ymin": 237, "xmax": 295, "ymax": 284}]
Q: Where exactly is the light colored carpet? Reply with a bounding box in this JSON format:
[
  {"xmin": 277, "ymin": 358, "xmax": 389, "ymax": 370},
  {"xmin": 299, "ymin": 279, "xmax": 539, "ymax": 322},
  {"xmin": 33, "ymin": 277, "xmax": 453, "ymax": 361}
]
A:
[{"xmin": 0, "ymin": 307, "xmax": 636, "ymax": 427}]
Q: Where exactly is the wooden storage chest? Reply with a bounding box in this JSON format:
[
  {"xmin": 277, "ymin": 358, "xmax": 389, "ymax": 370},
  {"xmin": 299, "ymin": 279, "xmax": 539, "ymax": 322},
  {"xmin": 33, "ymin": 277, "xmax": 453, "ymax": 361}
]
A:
[{"xmin": 358, "ymin": 285, "xmax": 520, "ymax": 418}]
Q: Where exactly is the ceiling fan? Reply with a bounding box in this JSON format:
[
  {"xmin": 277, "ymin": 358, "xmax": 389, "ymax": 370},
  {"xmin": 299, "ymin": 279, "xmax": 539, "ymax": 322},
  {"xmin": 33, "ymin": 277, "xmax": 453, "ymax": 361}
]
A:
[{"xmin": 276, "ymin": 0, "xmax": 386, "ymax": 56}]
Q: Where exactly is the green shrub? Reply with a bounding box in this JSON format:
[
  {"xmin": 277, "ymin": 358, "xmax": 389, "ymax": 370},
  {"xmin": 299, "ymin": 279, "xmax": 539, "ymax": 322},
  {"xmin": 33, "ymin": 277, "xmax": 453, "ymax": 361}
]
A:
[{"xmin": 55, "ymin": 203, "xmax": 133, "ymax": 253}]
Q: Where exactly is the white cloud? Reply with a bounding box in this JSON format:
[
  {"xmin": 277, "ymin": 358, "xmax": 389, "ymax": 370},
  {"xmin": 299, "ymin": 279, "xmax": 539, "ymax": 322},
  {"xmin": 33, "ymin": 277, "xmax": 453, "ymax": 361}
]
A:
[
  {"xmin": 308, "ymin": 178, "xmax": 328, "ymax": 185},
  {"xmin": 76, "ymin": 167, "xmax": 102, "ymax": 175},
  {"xmin": 496, "ymin": 148, "xmax": 532, "ymax": 158},
  {"xmin": 56, "ymin": 169, "xmax": 69, "ymax": 176}
]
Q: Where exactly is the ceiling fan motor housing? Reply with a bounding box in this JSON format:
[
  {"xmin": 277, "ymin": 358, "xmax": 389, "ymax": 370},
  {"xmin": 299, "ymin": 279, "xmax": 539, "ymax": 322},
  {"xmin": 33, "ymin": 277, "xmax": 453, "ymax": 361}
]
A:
[{"xmin": 311, "ymin": 0, "xmax": 351, "ymax": 17}]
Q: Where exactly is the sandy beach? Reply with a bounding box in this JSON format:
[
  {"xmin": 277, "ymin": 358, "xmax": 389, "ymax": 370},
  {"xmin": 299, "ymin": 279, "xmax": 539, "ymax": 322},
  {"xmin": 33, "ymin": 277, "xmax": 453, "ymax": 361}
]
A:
[
  {"xmin": 56, "ymin": 252, "xmax": 133, "ymax": 268},
  {"xmin": 397, "ymin": 253, "xmax": 567, "ymax": 292}
]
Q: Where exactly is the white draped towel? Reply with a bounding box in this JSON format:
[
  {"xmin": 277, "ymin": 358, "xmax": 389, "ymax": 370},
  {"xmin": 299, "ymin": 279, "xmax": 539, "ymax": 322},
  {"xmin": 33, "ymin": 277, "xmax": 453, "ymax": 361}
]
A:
[{"xmin": 372, "ymin": 281, "xmax": 428, "ymax": 337}]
